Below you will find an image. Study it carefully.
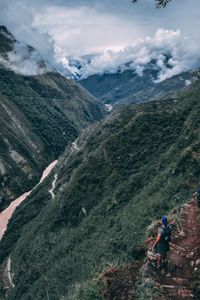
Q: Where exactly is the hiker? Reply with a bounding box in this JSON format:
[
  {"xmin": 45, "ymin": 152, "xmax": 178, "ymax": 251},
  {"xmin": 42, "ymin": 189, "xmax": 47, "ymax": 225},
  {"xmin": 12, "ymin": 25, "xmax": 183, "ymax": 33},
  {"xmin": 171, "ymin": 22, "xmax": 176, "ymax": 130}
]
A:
[
  {"xmin": 152, "ymin": 215, "xmax": 171, "ymax": 268},
  {"xmin": 193, "ymin": 188, "xmax": 200, "ymax": 207}
]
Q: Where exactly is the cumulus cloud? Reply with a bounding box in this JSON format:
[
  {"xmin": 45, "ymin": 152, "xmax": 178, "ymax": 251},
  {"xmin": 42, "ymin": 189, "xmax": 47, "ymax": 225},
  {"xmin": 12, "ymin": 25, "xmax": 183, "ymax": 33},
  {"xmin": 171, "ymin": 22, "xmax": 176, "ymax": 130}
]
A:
[
  {"xmin": 0, "ymin": 0, "xmax": 143, "ymax": 76},
  {"xmin": 0, "ymin": 0, "xmax": 200, "ymax": 79},
  {"xmin": 64, "ymin": 29, "xmax": 200, "ymax": 82},
  {"xmin": 32, "ymin": 5, "xmax": 142, "ymax": 56},
  {"xmin": 0, "ymin": 0, "xmax": 59, "ymax": 71}
]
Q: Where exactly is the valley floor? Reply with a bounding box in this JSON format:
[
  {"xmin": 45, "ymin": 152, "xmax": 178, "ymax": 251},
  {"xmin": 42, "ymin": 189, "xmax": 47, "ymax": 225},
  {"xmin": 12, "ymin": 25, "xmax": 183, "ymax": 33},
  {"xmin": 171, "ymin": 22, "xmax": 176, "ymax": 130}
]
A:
[{"xmin": 0, "ymin": 160, "xmax": 58, "ymax": 241}]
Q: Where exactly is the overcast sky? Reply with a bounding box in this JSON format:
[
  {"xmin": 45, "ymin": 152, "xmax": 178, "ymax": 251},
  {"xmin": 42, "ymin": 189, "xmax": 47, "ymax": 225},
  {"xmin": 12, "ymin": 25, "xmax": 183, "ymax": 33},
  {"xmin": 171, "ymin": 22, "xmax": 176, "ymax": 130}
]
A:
[
  {"xmin": 1, "ymin": 0, "xmax": 200, "ymax": 55},
  {"xmin": 1, "ymin": 0, "xmax": 200, "ymax": 78}
]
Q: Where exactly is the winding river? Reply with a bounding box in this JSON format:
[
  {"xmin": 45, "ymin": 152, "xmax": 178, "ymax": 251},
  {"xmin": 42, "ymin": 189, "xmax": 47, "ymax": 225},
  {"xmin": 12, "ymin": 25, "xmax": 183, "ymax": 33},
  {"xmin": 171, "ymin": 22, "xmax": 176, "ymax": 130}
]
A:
[{"xmin": 0, "ymin": 160, "xmax": 57, "ymax": 240}]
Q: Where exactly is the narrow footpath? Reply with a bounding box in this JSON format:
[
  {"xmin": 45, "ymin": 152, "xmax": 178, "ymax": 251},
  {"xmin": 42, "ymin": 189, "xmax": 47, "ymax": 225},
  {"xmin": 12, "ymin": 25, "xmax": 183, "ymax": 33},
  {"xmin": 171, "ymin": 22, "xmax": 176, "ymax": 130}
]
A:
[
  {"xmin": 103, "ymin": 199, "xmax": 200, "ymax": 299},
  {"xmin": 153, "ymin": 199, "xmax": 200, "ymax": 299}
]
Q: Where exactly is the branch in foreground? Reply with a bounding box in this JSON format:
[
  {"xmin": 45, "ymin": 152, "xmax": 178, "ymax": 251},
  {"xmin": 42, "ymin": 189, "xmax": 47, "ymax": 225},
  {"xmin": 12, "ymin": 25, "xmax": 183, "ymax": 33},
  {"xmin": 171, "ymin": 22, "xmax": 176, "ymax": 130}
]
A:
[{"xmin": 132, "ymin": 0, "xmax": 172, "ymax": 8}]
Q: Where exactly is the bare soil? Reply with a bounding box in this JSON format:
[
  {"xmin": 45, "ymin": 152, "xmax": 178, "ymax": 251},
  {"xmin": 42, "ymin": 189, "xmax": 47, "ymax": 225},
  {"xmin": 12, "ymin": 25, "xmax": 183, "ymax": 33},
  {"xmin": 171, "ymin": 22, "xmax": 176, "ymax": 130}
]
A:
[{"xmin": 102, "ymin": 199, "xmax": 200, "ymax": 299}]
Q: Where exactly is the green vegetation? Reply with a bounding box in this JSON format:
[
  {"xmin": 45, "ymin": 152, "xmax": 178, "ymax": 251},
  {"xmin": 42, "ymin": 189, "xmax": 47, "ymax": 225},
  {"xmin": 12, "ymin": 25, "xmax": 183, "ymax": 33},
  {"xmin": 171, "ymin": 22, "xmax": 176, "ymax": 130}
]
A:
[
  {"xmin": 0, "ymin": 67, "xmax": 103, "ymax": 210},
  {"xmin": 80, "ymin": 68, "xmax": 198, "ymax": 105},
  {"xmin": 1, "ymin": 80, "xmax": 200, "ymax": 299},
  {"xmin": 0, "ymin": 69, "xmax": 103, "ymax": 156}
]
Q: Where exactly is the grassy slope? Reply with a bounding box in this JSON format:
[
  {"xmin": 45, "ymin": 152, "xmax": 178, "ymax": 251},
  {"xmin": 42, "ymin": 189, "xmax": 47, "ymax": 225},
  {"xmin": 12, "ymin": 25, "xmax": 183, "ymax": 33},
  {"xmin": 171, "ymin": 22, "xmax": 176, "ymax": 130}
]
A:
[
  {"xmin": 0, "ymin": 69, "xmax": 103, "ymax": 156},
  {"xmin": 0, "ymin": 68, "xmax": 103, "ymax": 210},
  {"xmin": 25, "ymin": 73, "xmax": 104, "ymax": 129},
  {"xmin": 1, "ymin": 81, "xmax": 200, "ymax": 299}
]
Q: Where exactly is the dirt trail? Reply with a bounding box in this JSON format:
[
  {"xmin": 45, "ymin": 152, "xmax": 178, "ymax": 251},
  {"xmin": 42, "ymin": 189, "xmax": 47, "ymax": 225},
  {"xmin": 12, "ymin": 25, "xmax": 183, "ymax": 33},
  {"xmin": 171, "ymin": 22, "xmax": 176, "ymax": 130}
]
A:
[
  {"xmin": 162, "ymin": 199, "xmax": 200, "ymax": 299},
  {"xmin": 140, "ymin": 198, "xmax": 200, "ymax": 299},
  {"xmin": 103, "ymin": 199, "xmax": 200, "ymax": 299}
]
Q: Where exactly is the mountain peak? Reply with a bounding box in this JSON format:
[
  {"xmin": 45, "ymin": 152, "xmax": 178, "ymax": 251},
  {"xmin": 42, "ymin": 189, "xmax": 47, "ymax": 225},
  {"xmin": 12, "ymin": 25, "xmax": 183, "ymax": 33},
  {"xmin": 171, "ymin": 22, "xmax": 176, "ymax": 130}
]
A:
[
  {"xmin": 0, "ymin": 25, "xmax": 16, "ymax": 55},
  {"xmin": 0, "ymin": 25, "xmax": 14, "ymax": 37},
  {"xmin": 0, "ymin": 25, "xmax": 51, "ymax": 75},
  {"xmin": 0, "ymin": 25, "xmax": 73, "ymax": 77}
]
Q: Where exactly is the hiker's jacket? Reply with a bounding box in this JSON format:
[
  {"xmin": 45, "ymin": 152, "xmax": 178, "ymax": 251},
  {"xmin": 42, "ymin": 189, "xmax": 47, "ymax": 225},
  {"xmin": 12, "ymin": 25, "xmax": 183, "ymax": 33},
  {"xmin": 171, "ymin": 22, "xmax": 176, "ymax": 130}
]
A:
[{"xmin": 158, "ymin": 225, "xmax": 171, "ymax": 247}]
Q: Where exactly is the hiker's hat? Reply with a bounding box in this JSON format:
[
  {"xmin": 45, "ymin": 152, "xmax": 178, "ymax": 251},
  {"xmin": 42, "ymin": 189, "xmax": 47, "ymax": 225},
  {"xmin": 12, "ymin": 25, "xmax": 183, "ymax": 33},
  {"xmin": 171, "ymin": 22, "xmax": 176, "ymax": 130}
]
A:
[{"xmin": 161, "ymin": 215, "xmax": 168, "ymax": 225}]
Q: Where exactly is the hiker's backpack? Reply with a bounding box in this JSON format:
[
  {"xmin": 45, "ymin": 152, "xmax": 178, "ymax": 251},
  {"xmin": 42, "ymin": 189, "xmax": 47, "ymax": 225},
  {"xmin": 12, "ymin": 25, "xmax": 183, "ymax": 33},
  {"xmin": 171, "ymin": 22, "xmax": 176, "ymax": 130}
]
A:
[
  {"xmin": 197, "ymin": 193, "xmax": 200, "ymax": 201},
  {"xmin": 160, "ymin": 225, "xmax": 171, "ymax": 243}
]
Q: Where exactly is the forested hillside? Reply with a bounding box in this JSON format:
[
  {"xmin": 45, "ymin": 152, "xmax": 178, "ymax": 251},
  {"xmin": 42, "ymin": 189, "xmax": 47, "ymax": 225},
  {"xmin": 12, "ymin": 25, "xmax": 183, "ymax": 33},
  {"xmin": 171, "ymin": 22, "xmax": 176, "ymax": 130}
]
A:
[
  {"xmin": 1, "ymin": 79, "xmax": 200, "ymax": 299},
  {"xmin": 0, "ymin": 26, "xmax": 104, "ymax": 211},
  {"xmin": 80, "ymin": 68, "xmax": 199, "ymax": 105}
]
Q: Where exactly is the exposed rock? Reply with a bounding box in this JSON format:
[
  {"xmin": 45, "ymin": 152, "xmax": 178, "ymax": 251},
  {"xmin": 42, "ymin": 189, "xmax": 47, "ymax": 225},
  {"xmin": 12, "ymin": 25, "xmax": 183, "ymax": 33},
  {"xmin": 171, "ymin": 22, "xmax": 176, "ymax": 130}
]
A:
[
  {"xmin": 172, "ymin": 277, "xmax": 188, "ymax": 285},
  {"xmin": 179, "ymin": 230, "xmax": 186, "ymax": 237},
  {"xmin": 10, "ymin": 150, "xmax": 25, "ymax": 164},
  {"xmin": 0, "ymin": 161, "xmax": 6, "ymax": 176},
  {"xmin": 133, "ymin": 199, "xmax": 200, "ymax": 300},
  {"xmin": 190, "ymin": 261, "xmax": 195, "ymax": 267},
  {"xmin": 189, "ymin": 252, "xmax": 195, "ymax": 257}
]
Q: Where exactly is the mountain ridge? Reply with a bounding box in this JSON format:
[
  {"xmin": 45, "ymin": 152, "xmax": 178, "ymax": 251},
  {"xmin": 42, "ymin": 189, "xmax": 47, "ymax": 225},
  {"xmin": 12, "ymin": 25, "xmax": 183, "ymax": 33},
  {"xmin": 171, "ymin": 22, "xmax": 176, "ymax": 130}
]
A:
[
  {"xmin": 0, "ymin": 27, "xmax": 104, "ymax": 211},
  {"xmin": 1, "ymin": 79, "xmax": 200, "ymax": 299},
  {"xmin": 80, "ymin": 68, "xmax": 200, "ymax": 105},
  {"xmin": 0, "ymin": 25, "xmax": 72, "ymax": 77}
]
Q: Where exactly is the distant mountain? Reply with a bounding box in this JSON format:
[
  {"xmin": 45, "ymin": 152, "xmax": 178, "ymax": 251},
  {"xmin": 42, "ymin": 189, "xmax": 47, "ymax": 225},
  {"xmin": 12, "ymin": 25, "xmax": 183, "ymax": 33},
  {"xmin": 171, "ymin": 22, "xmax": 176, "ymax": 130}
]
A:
[
  {"xmin": 0, "ymin": 26, "xmax": 104, "ymax": 211},
  {"xmin": 0, "ymin": 25, "xmax": 72, "ymax": 77},
  {"xmin": 0, "ymin": 26, "xmax": 16, "ymax": 54},
  {"xmin": 80, "ymin": 67, "xmax": 200, "ymax": 105},
  {"xmin": 1, "ymin": 79, "xmax": 200, "ymax": 299}
]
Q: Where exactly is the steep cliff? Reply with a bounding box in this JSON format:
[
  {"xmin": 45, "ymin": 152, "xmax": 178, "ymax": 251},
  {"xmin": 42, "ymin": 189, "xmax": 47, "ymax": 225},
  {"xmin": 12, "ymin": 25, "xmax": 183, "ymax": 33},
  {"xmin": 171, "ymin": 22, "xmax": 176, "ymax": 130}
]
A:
[{"xmin": 0, "ymin": 26, "xmax": 104, "ymax": 211}]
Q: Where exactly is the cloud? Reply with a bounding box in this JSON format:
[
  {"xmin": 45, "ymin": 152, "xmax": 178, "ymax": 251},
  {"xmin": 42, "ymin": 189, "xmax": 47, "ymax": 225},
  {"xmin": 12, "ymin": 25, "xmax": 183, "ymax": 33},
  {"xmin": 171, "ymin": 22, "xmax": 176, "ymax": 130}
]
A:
[
  {"xmin": 0, "ymin": 29, "xmax": 72, "ymax": 76},
  {"xmin": 65, "ymin": 29, "xmax": 200, "ymax": 82},
  {"xmin": 0, "ymin": 0, "xmax": 200, "ymax": 79},
  {"xmin": 32, "ymin": 5, "xmax": 142, "ymax": 56},
  {"xmin": 0, "ymin": 41, "xmax": 51, "ymax": 76},
  {"xmin": 0, "ymin": 0, "xmax": 143, "ymax": 75},
  {"xmin": 0, "ymin": 0, "xmax": 57, "ymax": 65}
]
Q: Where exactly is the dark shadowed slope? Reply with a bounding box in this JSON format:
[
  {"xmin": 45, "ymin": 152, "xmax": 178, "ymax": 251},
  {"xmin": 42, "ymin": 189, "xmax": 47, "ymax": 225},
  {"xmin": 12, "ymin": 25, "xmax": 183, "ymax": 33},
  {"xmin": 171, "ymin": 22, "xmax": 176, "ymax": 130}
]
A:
[
  {"xmin": 80, "ymin": 68, "xmax": 199, "ymax": 105},
  {"xmin": 0, "ymin": 26, "xmax": 104, "ymax": 211}
]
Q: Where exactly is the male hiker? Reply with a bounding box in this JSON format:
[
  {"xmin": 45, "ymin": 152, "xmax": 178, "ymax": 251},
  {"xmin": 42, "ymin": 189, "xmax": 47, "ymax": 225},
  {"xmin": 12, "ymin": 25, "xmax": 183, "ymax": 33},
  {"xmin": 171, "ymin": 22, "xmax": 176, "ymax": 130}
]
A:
[
  {"xmin": 193, "ymin": 188, "xmax": 200, "ymax": 207},
  {"xmin": 152, "ymin": 215, "xmax": 171, "ymax": 269}
]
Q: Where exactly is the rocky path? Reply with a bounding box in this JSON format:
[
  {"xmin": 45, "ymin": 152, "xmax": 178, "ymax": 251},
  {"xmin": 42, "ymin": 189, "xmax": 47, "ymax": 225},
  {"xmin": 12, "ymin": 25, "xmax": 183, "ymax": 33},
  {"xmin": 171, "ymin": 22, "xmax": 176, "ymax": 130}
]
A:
[
  {"xmin": 164, "ymin": 199, "xmax": 200, "ymax": 299},
  {"xmin": 103, "ymin": 199, "xmax": 200, "ymax": 299},
  {"xmin": 141, "ymin": 199, "xmax": 200, "ymax": 299}
]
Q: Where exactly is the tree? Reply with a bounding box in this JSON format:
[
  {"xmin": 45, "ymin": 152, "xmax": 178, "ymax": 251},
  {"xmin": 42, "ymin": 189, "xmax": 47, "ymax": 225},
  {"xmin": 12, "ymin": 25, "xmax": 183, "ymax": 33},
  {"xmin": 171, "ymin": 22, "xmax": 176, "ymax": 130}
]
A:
[{"xmin": 132, "ymin": 0, "xmax": 172, "ymax": 8}]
